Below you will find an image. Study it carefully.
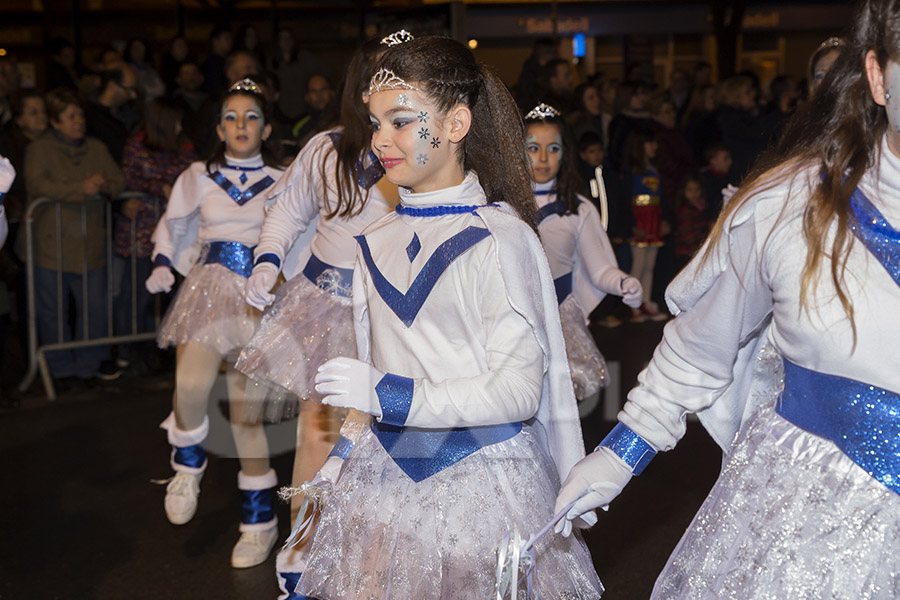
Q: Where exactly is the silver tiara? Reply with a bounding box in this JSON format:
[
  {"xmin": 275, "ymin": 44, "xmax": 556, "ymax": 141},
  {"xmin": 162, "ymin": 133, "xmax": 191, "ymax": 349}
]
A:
[
  {"xmin": 229, "ymin": 78, "xmax": 263, "ymax": 94},
  {"xmin": 367, "ymin": 68, "xmax": 421, "ymax": 96},
  {"xmin": 381, "ymin": 30, "xmax": 414, "ymax": 47},
  {"xmin": 524, "ymin": 103, "xmax": 561, "ymax": 121}
]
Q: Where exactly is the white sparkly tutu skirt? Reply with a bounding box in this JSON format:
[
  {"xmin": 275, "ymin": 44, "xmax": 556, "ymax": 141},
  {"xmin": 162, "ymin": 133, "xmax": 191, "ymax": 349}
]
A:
[
  {"xmin": 157, "ymin": 262, "xmax": 260, "ymax": 360},
  {"xmin": 559, "ymin": 295, "xmax": 608, "ymax": 399},
  {"xmin": 297, "ymin": 422, "xmax": 604, "ymax": 600},
  {"xmin": 652, "ymin": 379, "xmax": 900, "ymax": 598},
  {"xmin": 235, "ymin": 274, "xmax": 357, "ymax": 400}
]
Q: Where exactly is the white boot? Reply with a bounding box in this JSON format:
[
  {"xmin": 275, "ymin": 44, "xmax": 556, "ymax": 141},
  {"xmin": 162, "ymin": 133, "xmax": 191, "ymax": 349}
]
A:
[
  {"xmin": 232, "ymin": 469, "xmax": 279, "ymax": 569},
  {"xmin": 160, "ymin": 413, "xmax": 209, "ymax": 525},
  {"xmin": 165, "ymin": 471, "xmax": 203, "ymax": 525}
]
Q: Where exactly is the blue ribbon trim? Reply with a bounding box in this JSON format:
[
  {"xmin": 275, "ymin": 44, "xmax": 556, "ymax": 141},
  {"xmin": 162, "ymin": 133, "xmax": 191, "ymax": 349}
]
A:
[
  {"xmin": 0, "ymin": 191, "xmax": 5, "ymax": 205},
  {"xmin": 173, "ymin": 443, "xmax": 207, "ymax": 469},
  {"xmin": 209, "ymin": 170, "xmax": 275, "ymax": 206},
  {"xmin": 375, "ymin": 373, "xmax": 414, "ymax": 427},
  {"xmin": 777, "ymin": 359, "xmax": 900, "ymax": 496},
  {"xmin": 328, "ymin": 436, "xmax": 355, "ymax": 460},
  {"xmin": 254, "ymin": 252, "xmax": 281, "ymax": 268},
  {"xmin": 328, "ymin": 131, "xmax": 384, "ymax": 190},
  {"xmin": 154, "ymin": 254, "xmax": 172, "ymax": 268},
  {"xmin": 373, "ymin": 421, "xmax": 523, "ymax": 483},
  {"xmin": 302, "ymin": 253, "xmax": 353, "ymax": 297},
  {"xmin": 395, "ymin": 204, "xmax": 481, "ymax": 217},
  {"xmin": 280, "ymin": 572, "xmax": 312, "ymax": 600},
  {"xmin": 554, "ymin": 272, "xmax": 573, "ymax": 305},
  {"xmin": 599, "ymin": 422, "xmax": 656, "ymax": 475},
  {"xmin": 355, "ymin": 226, "xmax": 492, "ymax": 327},
  {"xmin": 202, "ymin": 241, "xmax": 255, "ymax": 277},
  {"xmin": 240, "ymin": 487, "xmax": 276, "ymax": 525},
  {"xmin": 849, "ymin": 187, "xmax": 900, "ymax": 289},
  {"xmin": 536, "ymin": 198, "xmax": 567, "ymax": 224}
]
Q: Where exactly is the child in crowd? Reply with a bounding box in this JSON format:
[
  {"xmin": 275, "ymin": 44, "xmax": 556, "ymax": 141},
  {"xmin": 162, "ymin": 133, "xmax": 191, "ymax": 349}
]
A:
[
  {"xmin": 700, "ymin": 142, "xmax": 734, "ymax": 221},
  {"xmin": 524, "ymin": 102, "xmax": 642, "ymax": 398},
  {"xmin": 297, "ymin": 36, "xmax": 603, "ymax": 599},
  {"xmin": 145, "ymin": 79, "xmax": 284, "ymax": 569},
  {"xmin": 673, "ymin": 174, "xmax": 709, "ymax": 272},
  {"xmin": 623, "ymin": 128, "xmax": 669, "ymax": 321}
]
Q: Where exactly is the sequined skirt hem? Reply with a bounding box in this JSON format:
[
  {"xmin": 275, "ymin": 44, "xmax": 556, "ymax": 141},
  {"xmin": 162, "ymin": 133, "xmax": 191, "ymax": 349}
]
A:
[
  {"xmin": 298, "ymin": 423, "xmax": 604, "ymax": 600},
  {"xmin": 157, "ymin": 263, "xmax": 260, "ymax": 360},
  {"xmin": 234, "ymin": 275, "xmax": 356, "ymax": 400},
  {"xmin": 559, "ymin": 295, "xmax": 607, "ymax": 399},
  {"xmin": 652, "ymin": 395, "xmax": 900, "ymax": 600}
]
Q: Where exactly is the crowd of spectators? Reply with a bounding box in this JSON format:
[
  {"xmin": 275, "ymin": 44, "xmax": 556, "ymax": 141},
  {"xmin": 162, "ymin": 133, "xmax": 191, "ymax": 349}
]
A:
[
  {"xmin": 511, "ymin": 36, "xmax": 841, "ymax": 323},
  {"xmin": 0, "ymin": 28, "xmax": 841, "ymax": 403}
]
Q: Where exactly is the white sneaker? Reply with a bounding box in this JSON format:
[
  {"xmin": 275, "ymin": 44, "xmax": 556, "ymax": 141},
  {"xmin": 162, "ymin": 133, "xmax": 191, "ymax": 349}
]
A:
[
  {"xmin": 231, "ymin": 525, "xmax": 279, "ymax": 568},
  {"xmin": 165, "ymin": 471, "xmax": 202, "ymax": 525}
]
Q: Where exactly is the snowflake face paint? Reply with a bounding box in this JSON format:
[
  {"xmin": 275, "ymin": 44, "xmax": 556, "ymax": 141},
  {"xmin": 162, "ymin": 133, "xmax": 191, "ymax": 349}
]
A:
[
  {"xmin": 369, "ymin": 88, "xmax": 462, "ymax": 192},
  {"xmin": 525, "ymin": 122, "xmax": 563, "ymax": 184}
]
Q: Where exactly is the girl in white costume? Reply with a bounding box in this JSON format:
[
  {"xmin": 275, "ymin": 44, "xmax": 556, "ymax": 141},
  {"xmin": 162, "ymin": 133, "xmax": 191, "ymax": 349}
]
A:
[
  {"xmin": 146, "ymin": 79, "xmax": 284, "ymax": 569},
  {"xmin": 0, "ymin": 156, "xmax": 13, "ymax": 248},
  {"xmin": 556, "ymin": 1, "xmax": 900, "ymax": 597},
  {"xmin": 233, "ymin": 36, "xmax": 403, "ymax": 597},
  {"xmin": 524, "ymin": 103, "xmax": 643, "ymax": 399},
  {"xmin": 299, "ymin": 36, "xmax": 603, "ymax": 600}
]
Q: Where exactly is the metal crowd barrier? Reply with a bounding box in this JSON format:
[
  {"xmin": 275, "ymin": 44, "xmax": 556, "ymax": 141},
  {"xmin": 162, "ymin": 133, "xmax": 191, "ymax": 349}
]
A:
[{"xmin": 18, "ymin": 192, "xmax": 162, "ymax": 400}]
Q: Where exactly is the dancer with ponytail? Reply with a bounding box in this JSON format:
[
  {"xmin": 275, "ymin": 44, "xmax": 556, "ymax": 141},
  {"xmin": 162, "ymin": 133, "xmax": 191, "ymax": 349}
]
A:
[
  {"xmin": 146, "ymin": 79, "xmax": 283, "ymax": 569},
  {"xmin": 232, "ymin": 33, "xmax": 408, "ymax": 597},
  {"xmin": 556, "ymin": 1, "xmax": 900, "ymax": 596},
  {"xmin": 299, "ymin": 36, "xmax": 603, "ymax": 599}
]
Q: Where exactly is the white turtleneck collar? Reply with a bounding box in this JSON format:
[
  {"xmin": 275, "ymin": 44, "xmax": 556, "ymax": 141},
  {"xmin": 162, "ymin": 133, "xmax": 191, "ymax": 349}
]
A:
[
  {"xmin": 222, "ymin": 153, "xmax": 265, "ymax": 168},
  {"xmin": 533, "ymin": 178, "xmax": 557, "ymax": 207},
  {"xmin": 398, "ymin": 171, "xmax": 487, "ymax": 209}
]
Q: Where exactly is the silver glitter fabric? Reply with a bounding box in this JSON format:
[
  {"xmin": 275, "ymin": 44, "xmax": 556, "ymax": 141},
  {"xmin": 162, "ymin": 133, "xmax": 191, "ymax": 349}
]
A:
[
  {"xmin": 652, "ymin": 380, "xmax": 900, "ymax": 599},
  {"xmin": 298, "ymin": 423, "xmax": 604, "ymax": 600},
  {"xmin": 234, "ymin": 274, "xmax": 356, "ymax": 401},
  {"xmin": 559, "ymin": 295, "xmax": 608, "ymax": 399},
  {"xmin": 157, "ymin": 262, "xmax": 261, "ymax": 361}
]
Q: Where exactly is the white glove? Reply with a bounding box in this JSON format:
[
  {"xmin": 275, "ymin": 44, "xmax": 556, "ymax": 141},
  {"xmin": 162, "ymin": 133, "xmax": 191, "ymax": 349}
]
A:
[
  {"xmin": 620, "ymin": 276, "xmax": 643, "ymax": 308},
  {"xmin": 0, "ymin": 156, "xmax": 15, "ymax": 194},
  {"xmin": 145, "ymin": 265, "xmax": 175, "ymax": 294},
  {"xmin": 553, "ymin": 446, "xmax": 634, "ymax": 537},
  {"xmin": 315, "ymin": 357, "xmax": 385, "ymax": 419},
  {"xmin": 721, "ymin": 184, "xmax": 739, "ymax": 205},
  {"xmin": 245, "ymin": 262, "xmax": 279, "ymax": 311}
]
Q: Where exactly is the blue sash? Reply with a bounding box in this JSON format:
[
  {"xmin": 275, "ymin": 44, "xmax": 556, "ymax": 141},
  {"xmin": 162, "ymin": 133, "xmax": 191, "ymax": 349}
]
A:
[
  {"xmin": 372, "ymin": 421, "xmax": 522, "ymax": 483},
  {"xmin": 849, "ymin": 187, "xmax": 900, "ymax": 288},
  {"xmin": 536, "ymin": 198, "xmax": 567, "ymax": 224},
  {"xmin": 777, "ymin": 359, "xmax": 900, "ymax": 496},
  {"xmin": 554, "ymin": 272, "xmax": 573, "ymax": 305},
  {"xmin": 302, "ymin": 253, "xmax": 353, "ymax": 298},
  {"xmin": 202, "ymin": 241, "xmax": 255, "ymax": 277}
]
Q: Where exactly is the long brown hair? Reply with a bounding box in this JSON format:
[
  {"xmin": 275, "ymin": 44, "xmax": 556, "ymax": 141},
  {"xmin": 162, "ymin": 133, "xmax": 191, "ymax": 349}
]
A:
[
  {"xmin": 144, "ymin": 97, "xmax": 185, "ymax": 153},
  {"xmin": 703, "ymin": 0, "xmax": 898, "ymax": 333},
  {"xmin": 524, "ymin": 110, "xmax": 583, "ymax": 216},
  {"xmin": 377, "ymin": 36, "xmax": 537, "ymax": 232},
  {"xmin": 319, "ymin": 37, "xmax": 384, "ymax": 220}
]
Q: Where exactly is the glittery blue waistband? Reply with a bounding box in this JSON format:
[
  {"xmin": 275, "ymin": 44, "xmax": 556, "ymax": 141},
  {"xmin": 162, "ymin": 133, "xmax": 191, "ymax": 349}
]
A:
[
  {"xmin": 302, "ymin": 253, "xmax": 353, "ymax": 298},
  {"xmin": 777, "ymin": 359, "xmax": 900, "ymax": 495},
  {"xmin": 372, "ymin": 421, "xmax": 523, "ymax": 483},
  {"xmin": 202, "ymin": 241, "xmax": 255, "ymax": 278},
  {"xmin": 554, "ymin": 272, "xmax": 572, "ymax": 305}
]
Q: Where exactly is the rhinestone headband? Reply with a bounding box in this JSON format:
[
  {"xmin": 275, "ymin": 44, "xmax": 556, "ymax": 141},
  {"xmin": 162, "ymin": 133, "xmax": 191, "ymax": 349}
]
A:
[
  {"xmin": 367, "ymin": 68, "xmax": 421, "ymax": 96},
  {"xmin": 381, "ymin": 29, "xmax": 414, "ymax": 47},
  {"xmin": 524, "ymin": 103, "xmax": 561, "ymax": 121},
  {"xmin": 229, "ymin": 78, "xmax": 263, "ymax": 94}
]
